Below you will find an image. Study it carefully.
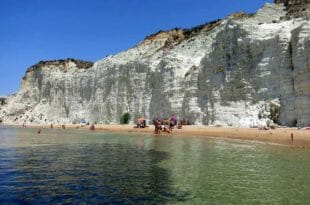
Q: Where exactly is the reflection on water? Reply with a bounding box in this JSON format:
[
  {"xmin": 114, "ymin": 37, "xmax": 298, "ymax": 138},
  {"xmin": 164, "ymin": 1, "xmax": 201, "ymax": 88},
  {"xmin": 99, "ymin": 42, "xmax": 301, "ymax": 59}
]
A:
[
  {"xmin": 0, "ymin": 127, "xmax": 310, "ymax": 204},
  {"xmin": 0, "ymin": 128, "xmax": 188, "ymax": 204}
]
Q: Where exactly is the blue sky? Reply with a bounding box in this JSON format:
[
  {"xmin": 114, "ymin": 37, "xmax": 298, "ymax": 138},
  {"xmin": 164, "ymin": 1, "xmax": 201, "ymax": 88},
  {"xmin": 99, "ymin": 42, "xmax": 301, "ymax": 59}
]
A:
[{"xmin": 0, "ymin": 0, "xmax": 273, "ymax": 96}]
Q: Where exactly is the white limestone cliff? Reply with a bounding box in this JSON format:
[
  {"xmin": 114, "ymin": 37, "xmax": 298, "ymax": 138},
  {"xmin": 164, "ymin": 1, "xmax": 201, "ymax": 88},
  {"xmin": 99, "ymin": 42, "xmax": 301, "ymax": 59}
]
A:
[{"xmin": 0, "ymin": 1, "xmax": 309, "ymax": 127}]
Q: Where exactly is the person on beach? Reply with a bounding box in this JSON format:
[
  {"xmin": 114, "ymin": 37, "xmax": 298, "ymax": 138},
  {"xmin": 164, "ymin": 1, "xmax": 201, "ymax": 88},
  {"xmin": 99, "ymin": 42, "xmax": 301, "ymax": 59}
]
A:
[
  {"xmin": 90, "ymin": 124, "xmax": 95, "ymax": 131},
  {"xmin": 50, "ymin": 124, "xmax": 53, "ymax": 129},
  {"xmin": 177, "ymin": 122, "xmax": 183, "ymax": 129},
  {"xmin": 291, "ymin": 133, "xmax": 294, "ymax": 142},
  {"xmin": 153, "ymin": 118, "xmax": 161, "ymax": 134},
  {"xmin": 163, "ymin": 126, "xmax": 171, "ymax": 134},
  {"xmin": 169, "ymin": 118, "xmax": 174, "ymax": 130},
  {"xmin": 142, "ymin": 119, "xmax": 146, "ymax": 128},
  {"xmin": 174, "ymin": 117, "xmax": 177, "ymax": 125},
  {"xmin": 62, "ymin": 124, "xmax": 66, "ymax": 129},
  {"xmin": 135, "ymin": 117, "xmax": 147, "ymax": 128}
]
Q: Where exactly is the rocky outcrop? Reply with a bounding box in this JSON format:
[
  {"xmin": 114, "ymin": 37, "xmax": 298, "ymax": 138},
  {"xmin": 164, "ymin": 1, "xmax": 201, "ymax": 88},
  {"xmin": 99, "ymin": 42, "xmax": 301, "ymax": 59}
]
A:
[
  {"xmin": 275, "ymin": 0, "xmax": 309, "ymax": 18},
  {"xmin": 0, "ymin": 96, "xmax": 6, "ymax": 123},
  {"xmin": 0, "ymin": 97, "xmax": 6, "ymax": 106},
  {"xmin": 1, "ymin": 2, "xmax": 309, "ymax": 127},
  {"xmin": 25, "ymin": 59, "xmax": 93, "ymax": 73}
]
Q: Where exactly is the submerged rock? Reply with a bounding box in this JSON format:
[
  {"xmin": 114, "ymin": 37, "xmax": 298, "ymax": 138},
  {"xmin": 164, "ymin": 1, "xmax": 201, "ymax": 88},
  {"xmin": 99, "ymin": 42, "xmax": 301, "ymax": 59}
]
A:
[{"xmin": 1, "ymin": 2, "xmax": 309, "ymax": 127}]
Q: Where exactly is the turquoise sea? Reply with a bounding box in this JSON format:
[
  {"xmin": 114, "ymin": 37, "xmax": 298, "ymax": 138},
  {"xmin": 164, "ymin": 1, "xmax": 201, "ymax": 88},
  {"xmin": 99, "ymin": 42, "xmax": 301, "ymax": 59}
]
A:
[{"xmin": 0, "ymin": 126, "xmax": 309, "ymax": 204}]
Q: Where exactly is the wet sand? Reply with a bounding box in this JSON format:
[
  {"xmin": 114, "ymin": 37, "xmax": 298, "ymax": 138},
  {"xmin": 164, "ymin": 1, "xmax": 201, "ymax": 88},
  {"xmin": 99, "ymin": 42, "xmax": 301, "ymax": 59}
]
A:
[{"xmin": 4, "ymin": 123, "xmax": 310, "ymax": 148}]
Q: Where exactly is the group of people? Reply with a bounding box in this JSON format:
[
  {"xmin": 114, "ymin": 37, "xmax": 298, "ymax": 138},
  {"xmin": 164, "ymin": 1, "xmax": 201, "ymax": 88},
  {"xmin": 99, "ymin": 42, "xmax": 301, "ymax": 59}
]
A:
[
  {"xmin": 153, "ymin": 116, "xmax": 182, "ymax": 134},
  {"xmin": 20, "ymin": 122, "xmax": 96, "ymax": 134},
  {"xmin": 134, "ymin": 116, "xmax": 184, "ymax": 134},
  {"xmin": 21, "ymin": 115, "xmax": 189, "ymax": 135},
  {"xmin": 134, "ymin": 118, "xmax": 147, "ymax": 128}
]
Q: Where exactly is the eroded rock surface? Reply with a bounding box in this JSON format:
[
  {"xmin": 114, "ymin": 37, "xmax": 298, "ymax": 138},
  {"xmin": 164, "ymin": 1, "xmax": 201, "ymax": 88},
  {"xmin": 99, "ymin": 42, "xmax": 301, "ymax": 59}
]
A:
[
  {"xmin": 1, "ymin": 2, "xmax": 309, "ymax": 127},
  {"xmin": 275, "ymin": 0, "xmax": 309, "ymax": 18}
]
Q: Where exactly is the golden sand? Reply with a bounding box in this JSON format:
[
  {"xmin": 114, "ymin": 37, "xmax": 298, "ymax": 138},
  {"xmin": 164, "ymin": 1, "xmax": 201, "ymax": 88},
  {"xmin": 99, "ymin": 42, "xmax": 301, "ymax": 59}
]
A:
[{"xmin": 10, "ymin": 123, "xmax": 310, "ymax": 148}]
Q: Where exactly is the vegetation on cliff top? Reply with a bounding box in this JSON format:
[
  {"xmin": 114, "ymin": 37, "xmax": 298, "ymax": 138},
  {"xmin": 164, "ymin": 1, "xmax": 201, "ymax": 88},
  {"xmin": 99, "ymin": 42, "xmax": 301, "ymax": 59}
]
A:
[
  {"xmin": 143, "ymin": 0, "xmax": 309, "ymax": 46},
  {"xmin": 142, "ymin": 10, "xmax": 257, "ymax": 48},
  {"xmin": 26, "ymin": 58, "xmax": 93, "ymax": 73},
  {"xmin": 143, "ymin": 19, "xmax": 222, "ymax": 45},
  {"xmin": 275, "ymin": 0, "xmax": 309, "ymax": 18}
]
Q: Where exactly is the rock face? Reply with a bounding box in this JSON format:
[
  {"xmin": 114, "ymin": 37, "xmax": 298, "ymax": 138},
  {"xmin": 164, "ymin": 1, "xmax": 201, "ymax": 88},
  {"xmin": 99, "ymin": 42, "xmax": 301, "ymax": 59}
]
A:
[
  {"xmin": 1, "ymin": 2, "xmax": 309, "ymax": 127},
  {"xmin": 275, "ymin": 0, "xmax": 309, "ymax": 18}
]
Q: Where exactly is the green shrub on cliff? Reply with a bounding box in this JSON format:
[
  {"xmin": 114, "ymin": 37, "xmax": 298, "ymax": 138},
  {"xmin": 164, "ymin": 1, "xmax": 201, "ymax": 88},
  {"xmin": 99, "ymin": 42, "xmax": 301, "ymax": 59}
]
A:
[{"xmin": 120, "ymin": 113, "xmax": 131, "ymax": 124}]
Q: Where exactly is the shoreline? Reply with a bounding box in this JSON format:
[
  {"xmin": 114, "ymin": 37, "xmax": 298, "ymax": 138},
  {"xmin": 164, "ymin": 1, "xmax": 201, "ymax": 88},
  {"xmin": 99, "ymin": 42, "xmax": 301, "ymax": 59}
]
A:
[{"xmin": 2, "ymin": 123, "xmax": 310, "ymax": 148}]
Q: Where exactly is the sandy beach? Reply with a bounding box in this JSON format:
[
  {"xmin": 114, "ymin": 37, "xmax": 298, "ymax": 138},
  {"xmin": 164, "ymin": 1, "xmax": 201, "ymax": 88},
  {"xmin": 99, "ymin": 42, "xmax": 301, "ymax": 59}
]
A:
[{"xmin": 4, "ymin": 123, "xmax": 310, "ymax": 148}]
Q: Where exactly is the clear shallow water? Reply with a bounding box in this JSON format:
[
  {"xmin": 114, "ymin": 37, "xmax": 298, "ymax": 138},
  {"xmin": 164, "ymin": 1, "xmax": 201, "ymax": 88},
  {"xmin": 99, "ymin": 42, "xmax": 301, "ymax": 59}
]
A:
[{"xmin": 0, "ymin": 126, "xmax": 310, "ymax": 204}]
